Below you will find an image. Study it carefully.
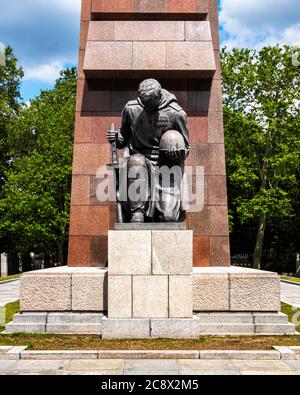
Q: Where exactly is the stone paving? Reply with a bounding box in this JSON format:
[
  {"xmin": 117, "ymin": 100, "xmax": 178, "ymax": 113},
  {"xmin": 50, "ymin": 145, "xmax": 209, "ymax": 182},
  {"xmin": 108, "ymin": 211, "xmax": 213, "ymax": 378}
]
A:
[
  {"xmin": 0, "ymin": 280, "xmax": 20, "ymax": 308},
  {"xmin": 0, "ymin": 357, "xmax": 299, "ymax": 375},
  {"xmin": 281, "ymin": 282, "xmax": 300, "ymax": 308}
]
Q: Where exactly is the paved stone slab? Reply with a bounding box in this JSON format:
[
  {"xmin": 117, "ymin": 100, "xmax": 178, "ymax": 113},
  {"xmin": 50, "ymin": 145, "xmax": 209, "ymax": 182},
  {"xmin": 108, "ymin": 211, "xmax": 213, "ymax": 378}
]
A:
[
  {"xmin": 21, "ymin": 351, "xmax": 98, "ymax": 360},
  {"xmin": 199, "ymin": 350, "xmax": 280, "ymax": 360},
  {"xmin": 281, "ymin": 282, "xmax": 300, "ymax": 308},
  {"xmin": 0, "ymin": 280, "xmax": 20, "ymax": 307},
  {"xmin": 68, "ymin": 359, "xmax": 124, "ymax": 372},
  {"xmin": 123, "ymin": 360, "xmax": 180, "ymax": 375},
  {"xmin": 108, "ymin": 231, "xmax": 151, "ymax": 275},
  {"xmin": 102, "ymin": 319, "xmax": 150, "ymax": 339},
  {"xmin": 6, "ymin": 346, "xmax": 28, "ymax": 360},
  {"xmin": 273, "ymin": 346, "xmax": 297, "ymax": 360},
  {"xmin": 98, "ymin": 350, "xmax": 199, "ymax": 359}
]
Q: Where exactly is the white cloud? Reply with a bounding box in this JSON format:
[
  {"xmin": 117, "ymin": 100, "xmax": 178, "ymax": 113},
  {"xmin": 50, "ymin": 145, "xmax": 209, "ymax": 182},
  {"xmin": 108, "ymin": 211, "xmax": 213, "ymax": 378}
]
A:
[
  {"xmin": 220, "ymin": 0, "xmax": 300, "ymax": 49},
  {"xmin": 25, "ymin": 60, "xmax": 63, "ymax": 84}
]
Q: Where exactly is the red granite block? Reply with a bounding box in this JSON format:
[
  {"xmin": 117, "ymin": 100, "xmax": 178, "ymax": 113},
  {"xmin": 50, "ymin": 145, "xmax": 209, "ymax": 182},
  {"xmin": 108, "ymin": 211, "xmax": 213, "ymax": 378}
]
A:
[
  {"xmin": 90, "ymin": 175, "xmax": 116, "ymax": 206},
  {"xmin": 84, "ymin": 42, "xmax": 133, "ymax": 72},
  {"xmin": 207, "ymin": 111, "xmax": 224, "ymax": 143},
  {"xmin": 68, "ymin": 236, "xmax": 91, "ymax": 266},
  {"xmin": 208, "ymin": 0, "xmax": 218, "ymax": 20},
  {"xmin": 92, "ymin": 0, "xmax": 134, "ymax": 13},
  {"xmin": 81, "ymin": 0, "xmax": 92, "ymax": 21},
  {"xmin": 69, "ymin": 206, "xmax": 110, "ymax": 236},
  {"xmin": 213, "ymin": 49, "xmax": 221, "ymax": 80},
  {"xmin": 73, "ymin": 143, "xmax": 110, "ymax": 175},
  {"xmin": 188, "ymin": 79, "xmax": 222, "ymax": 113},
  {"xmin": 197, "ymin": 0, "xmax": 209, "ymax": 14},
  {"xmin": 186, "ymin": 144, "xmax": 226, "ymax": 176},
  {"xmin": 114, "ymin": 21, "xmax": 185, "ymax": 42},
  {"xmin": 210, "ymin": 19, "xmax": 220, "ymax": 50},
  {"xmin": 188, "ymin": 116, "xmax": 208, "ymax": 144},
  {"xmin": 184, "ymin": 173, "xmax": 207, "ymax": 210},
  {"xmin": 91, "ymin": 116, "xmax": 121, "ymax": 143},
  {"xmin": 171, "ymin": 90, "xmax": 187, "ymax": 112},
  {"xmin": 187, "ymin": 206, "xmax": 229, "ymax": 236},
  {"xmin": 167, "ymin": 42, "xmax": 215, "ymax": 72},
  {"xmin": 76, "ymin": 80, "xmax": 110, "ymax": 112},
  {"xmin": 188, "ymin": 91, "xmax": 210, "ymax": 113},
  {"xmin": 71, "ymin": 175, "xmax": 91, "ymax": 206},
  {"xmin": 210, "ymin": 236, "xmax": 231, "ymax": 266},
  {"xmin": 193, "ymin": 236, "xmax": 210, "ymax": 266},
  {"xmin": 185, "ymin": 21, "xmax": 212, "ymax": 41},
  {"xmin": 111, "ymin": 91, "xmax": 136, "ymax": 112},
  {"xmin": 80, "ymin": 22, "xmax": 89, "ymax": 50},
  {"xmin": 167, "ymin": 0, "xmax": 197, "ymax": 13},
  {"xmin": 74, "ymin": 113, "xmax": 92, "ymax": 143},
  {"xmin": 135, "ymin": 0, "xmax": 167, "ymax": 13},
  {"xmin": 207, "ymin": 176, "xmax": 228, "ymax": 206},
  {"xmin": 87, "ymin": 21, "xmax": 114, "ymax": 41},
  {"xmin": 90, "ymin": 236, "xmax": 108, "ymax": 267},
  {"xmin": 77, "ymin": 50, "xmax": 85, "ymax": 80},
  {"xmin": 133, "ymin": 42, "xmax": 167, "ymax": 71}
]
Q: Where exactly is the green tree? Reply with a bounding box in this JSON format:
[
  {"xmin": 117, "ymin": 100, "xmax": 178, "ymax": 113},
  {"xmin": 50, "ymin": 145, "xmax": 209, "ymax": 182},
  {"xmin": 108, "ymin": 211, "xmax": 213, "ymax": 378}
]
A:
[
  {"xmin": 0, "ymin": 46, "xmax": 23, "ymax": 191},
  {"xmin": 222, "ymin": 46, "xmax": 300, "ymax": 269},
  {"xmin": 0, "ymin": 46, "xmax": 23, "ymax": 254},
  {"xmin": 0, "ymin": 68, "xmax": 77, "ymax": 264}
]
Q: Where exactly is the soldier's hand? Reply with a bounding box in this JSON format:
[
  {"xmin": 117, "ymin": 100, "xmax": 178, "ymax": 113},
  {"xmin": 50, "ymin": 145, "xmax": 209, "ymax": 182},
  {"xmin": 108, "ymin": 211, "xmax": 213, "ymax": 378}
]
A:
[
  {"xmin": 166, "ymin": 149, "xmax": 185, "ymax": 162},
  {"xmin": 107, "ymin": 130, "xmax": 118, "ymax": 144}
]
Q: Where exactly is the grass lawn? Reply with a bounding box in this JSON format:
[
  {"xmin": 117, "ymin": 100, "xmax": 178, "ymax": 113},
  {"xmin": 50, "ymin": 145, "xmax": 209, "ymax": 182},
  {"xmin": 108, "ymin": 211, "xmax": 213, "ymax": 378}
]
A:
[
  {"xmin": 0, "ymin": 274, "xmax": 21, "ymax": 282},
  {"xmin": 0, "ymin": 301, "xmax": 299, "ymax": 351},
  {"xmin": 281, "ymin": 276, "xmax": 300, "ymax": 284}
]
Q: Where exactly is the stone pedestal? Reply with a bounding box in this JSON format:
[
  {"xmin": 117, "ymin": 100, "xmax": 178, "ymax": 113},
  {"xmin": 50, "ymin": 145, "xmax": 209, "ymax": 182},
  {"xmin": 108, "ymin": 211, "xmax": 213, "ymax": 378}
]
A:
[
  {"xmin": 0, "ymin": 253, "xmax": 8, "ymax": 278},
  {"xmin": 107, "ymin": 230, "xmax": 193, "ymax": 321},
  {"xmin": 5, "ymin": 265, "xmax": 297, "ymax": 336}
]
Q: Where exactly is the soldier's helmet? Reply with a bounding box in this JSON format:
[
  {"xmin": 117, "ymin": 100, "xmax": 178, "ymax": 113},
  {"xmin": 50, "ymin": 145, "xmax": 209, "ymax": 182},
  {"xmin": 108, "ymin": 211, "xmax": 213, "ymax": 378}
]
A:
[{"xmin": 160, "ymin": 130, "xmax": 185, "ymax": 151}]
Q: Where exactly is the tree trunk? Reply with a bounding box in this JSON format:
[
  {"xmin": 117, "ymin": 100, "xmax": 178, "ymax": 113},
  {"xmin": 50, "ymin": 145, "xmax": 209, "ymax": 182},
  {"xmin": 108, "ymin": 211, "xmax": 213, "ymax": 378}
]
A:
[
  {"xmin": 57, "ymin": 240, "xmax": 65, "ymax": 266},
  {"xmin": 253, "ymin": 212, "xmax": 267, "ymax": 270}
]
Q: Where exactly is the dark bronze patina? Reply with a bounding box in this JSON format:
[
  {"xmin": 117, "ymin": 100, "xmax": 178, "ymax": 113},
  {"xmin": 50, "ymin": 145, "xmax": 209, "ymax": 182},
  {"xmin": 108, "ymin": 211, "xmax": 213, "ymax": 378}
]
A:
[{"xmin": 107, "ymin": 79, "xmax": 190, "ymax": 223}]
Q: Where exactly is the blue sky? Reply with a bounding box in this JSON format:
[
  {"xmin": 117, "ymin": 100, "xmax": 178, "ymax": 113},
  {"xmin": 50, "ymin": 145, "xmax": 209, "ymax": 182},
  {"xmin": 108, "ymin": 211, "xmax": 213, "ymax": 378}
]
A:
[{"xmin": 0, "ymin": 0, "xmax": 299, "ymax": 102}]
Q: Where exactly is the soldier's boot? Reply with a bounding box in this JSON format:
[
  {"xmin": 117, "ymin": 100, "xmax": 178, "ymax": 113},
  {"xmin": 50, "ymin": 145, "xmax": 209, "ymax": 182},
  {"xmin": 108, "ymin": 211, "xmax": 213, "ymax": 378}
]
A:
[{"xmin": 131, "ymin": 211, "xmax": 145, "ymax": 223}]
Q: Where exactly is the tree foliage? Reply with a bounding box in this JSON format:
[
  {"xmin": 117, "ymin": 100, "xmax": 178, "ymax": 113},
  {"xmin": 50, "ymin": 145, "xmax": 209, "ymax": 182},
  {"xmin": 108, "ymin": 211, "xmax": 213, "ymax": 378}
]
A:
[
  {"xmin": 0, "ymin": 68, "xmax": 76, "ymax": 264},
  {"xmin": 222, "ymin": 46, "xmax": 300, "ymax": 270}
]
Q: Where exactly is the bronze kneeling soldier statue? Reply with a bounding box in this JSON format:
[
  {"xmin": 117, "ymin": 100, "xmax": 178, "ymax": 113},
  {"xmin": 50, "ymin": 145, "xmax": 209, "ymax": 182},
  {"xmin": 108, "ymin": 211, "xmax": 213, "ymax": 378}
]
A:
[{"xmin": 107, "ymin": 79, "xmax": 190, "ymax": 223}]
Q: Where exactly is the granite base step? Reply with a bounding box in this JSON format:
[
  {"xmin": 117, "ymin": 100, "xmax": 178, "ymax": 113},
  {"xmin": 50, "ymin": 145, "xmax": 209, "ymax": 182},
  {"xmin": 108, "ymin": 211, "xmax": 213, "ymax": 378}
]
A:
[{"xmin": 5, "ymin": 312, "xmax": 296, "ymax": 337}]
